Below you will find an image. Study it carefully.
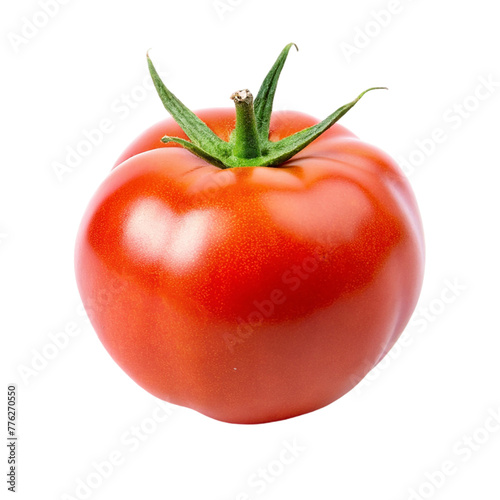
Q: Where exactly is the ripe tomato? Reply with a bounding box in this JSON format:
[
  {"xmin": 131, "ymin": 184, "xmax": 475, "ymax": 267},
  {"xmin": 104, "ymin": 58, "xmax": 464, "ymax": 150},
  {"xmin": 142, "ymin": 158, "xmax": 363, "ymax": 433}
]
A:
[{"xmin": 75, "ymin": 45, "xmax": 424, "ymax": 424}]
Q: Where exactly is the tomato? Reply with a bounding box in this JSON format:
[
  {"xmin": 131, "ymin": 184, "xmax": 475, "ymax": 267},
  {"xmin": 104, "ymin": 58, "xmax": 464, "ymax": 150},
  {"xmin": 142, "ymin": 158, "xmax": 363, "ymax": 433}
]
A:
[{"xmin": 75, "ymin": 44, "xmax": 424, "ymax": 424}]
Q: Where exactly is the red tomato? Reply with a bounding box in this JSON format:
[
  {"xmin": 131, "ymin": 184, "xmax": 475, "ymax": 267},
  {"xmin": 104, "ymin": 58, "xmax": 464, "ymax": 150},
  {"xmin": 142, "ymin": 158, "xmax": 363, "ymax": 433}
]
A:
[{"xmin": 75, "ymin": 107, "xmax": 424, "ymax": 424}]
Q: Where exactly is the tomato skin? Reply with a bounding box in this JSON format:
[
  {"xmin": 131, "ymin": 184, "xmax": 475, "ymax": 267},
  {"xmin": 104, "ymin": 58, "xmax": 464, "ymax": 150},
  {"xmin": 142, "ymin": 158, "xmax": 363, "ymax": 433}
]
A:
[{"xmin": 75, "ymin": 109, "xmax": 424, "ymax": 424}]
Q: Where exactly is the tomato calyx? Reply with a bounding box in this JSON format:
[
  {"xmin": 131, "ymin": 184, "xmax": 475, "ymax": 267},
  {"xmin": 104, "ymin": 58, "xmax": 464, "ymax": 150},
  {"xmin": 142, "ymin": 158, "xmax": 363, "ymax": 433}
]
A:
[{"xmin": 147, "ymin": 43, "xmax": 386, "ymax": 169}]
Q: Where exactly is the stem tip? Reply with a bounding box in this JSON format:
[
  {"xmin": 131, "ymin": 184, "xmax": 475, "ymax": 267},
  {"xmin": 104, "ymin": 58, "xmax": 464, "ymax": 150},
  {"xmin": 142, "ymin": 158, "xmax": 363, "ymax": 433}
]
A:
[{"xmin": 230, "ymin": 89, "xmax": 253, "ymax": 104}]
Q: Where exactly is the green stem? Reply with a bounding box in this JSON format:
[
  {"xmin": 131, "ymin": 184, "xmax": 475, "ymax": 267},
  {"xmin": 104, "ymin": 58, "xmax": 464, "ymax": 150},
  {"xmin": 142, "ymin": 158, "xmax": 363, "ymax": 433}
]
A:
[
  {"xmin": 230, "ymin": 89, "xmax": 262, "ymax": 159},
  {"xmin": 146, "ymin": 44, "xmax": 385, "ymax": 169}
]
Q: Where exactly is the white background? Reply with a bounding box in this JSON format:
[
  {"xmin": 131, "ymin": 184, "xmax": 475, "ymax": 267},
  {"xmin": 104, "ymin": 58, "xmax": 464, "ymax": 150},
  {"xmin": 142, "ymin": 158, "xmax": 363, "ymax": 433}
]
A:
[{"xmin": 2, "ymin": 0, "xmax": 500, "ymax": 499}]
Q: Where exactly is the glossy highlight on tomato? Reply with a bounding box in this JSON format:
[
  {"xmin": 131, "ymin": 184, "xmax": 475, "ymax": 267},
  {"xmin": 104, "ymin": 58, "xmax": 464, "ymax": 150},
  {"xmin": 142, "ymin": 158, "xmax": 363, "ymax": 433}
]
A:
[{"xmin": 75, "ymin": 44, "xmax": 424, "ymax": 424}]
